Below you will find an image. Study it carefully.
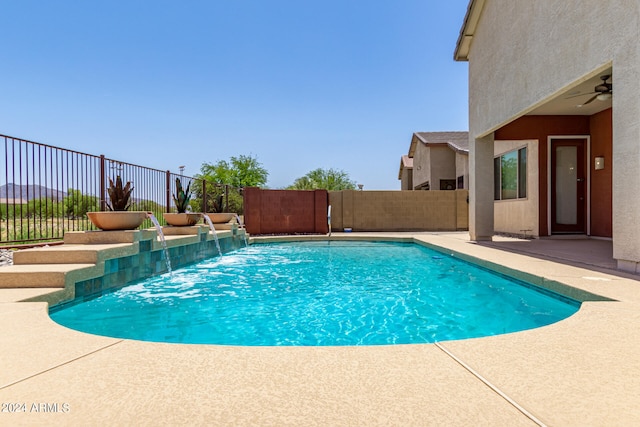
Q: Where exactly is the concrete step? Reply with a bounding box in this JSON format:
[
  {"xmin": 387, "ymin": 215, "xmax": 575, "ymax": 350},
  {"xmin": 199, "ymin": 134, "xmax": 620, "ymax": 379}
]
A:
[
  {"xmin": 0, "ymin": 264, "xmax": 94, "ymax": 288},
  {"xmin": 12, "ymin": 242, "xmax": 140, "ymax": 265},
  {"xmin": 13, "ymin": 247, "xmax": 99, "ymax": 265}
]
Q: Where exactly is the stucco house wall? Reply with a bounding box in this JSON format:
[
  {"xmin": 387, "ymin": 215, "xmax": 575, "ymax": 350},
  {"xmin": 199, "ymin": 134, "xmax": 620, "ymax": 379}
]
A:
[
  {"xmin": 412, "ymin": 142, "xmax": 432, "ymax": 190},
  {"xmin": 399, "ymin": 169, "xmax": 412, "ymax": 190},
  {"xmin": 398, "ymin": 155, "xmax": 413, "ymax": 190},
  {"xmin": 430, "ymin": 145, "xmax": 457, "ymax": 189},
  {"xmin": 455, "ymin": 152, "xmax": 469, "ymax": 189},
  {"xmin": 457, "ymin": 0, "xmax": 640, "ymax": 271},
  {"xmin": 403, "ymin": 132, "xmax": 469, "ymax": 191}
]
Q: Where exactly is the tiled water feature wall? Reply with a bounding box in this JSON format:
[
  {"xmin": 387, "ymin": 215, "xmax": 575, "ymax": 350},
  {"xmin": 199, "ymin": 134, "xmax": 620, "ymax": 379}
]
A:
[{"xmin": 60, "ymin": 226, "xmax": 247, "ymax": 305}]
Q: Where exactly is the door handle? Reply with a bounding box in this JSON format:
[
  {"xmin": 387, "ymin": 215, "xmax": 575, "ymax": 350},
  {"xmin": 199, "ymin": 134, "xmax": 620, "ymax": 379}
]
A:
[{"xmin": 577, "ymin": 178, "xmax": 585, "ymax": 182}]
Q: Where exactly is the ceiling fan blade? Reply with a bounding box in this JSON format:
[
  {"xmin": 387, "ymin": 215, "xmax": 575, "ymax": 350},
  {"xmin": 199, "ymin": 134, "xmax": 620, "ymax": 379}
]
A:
[
  {"xmin": 565, "ymin": 91, "xmax": 596, "ymax": 100},
  {"xmin": 582, "ymin": 94, "xmax": 599, "ymax": 105}
]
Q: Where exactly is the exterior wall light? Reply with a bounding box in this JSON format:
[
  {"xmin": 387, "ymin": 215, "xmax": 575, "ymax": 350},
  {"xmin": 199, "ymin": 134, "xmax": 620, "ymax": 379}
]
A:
[{"xmin": 594, "ymin": 156, "xmax": 605, "ymax": 170}]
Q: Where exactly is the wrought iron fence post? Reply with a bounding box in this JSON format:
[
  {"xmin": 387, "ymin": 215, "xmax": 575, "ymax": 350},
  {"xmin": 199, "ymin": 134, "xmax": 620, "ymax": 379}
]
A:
[
  {"xmin": 100, "ymin": 155, "xmax": 106, "ymax": 211},
  {"xmin": 165, "ymin": 170, "xmax": 171, "ymax": 213},
  {"xmin": 225, "ymin": 184, "xmax": 229, "ymax": 213},
  {"xmin": 202, "ymin": 179, "xmax": 207, "ymax": 213}
]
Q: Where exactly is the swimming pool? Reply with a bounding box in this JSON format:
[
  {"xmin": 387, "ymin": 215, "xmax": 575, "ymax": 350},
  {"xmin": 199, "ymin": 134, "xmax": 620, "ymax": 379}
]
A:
[{"xmin": 50, "ymin": 241, "xmax": 580, "ymax": 346}]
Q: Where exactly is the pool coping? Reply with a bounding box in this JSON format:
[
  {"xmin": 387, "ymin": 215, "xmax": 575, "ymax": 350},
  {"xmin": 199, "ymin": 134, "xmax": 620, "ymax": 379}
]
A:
[{"xmin": 1, "ymin": 232, "xmax": 639, "ymax": 426}]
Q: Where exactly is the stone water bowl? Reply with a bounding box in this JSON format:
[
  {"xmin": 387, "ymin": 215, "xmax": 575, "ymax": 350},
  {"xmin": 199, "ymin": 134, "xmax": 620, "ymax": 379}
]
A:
[
  {"xmin": 163, "ymin": 213, "xmax": 202, "ymax": 226},
  {"xmin": 204, "ymin": 213, "xmax": 236, "ymax": 224},
  {"xmin": 87, "ymin": 211, "xmax": 149, "ymax": 231}
]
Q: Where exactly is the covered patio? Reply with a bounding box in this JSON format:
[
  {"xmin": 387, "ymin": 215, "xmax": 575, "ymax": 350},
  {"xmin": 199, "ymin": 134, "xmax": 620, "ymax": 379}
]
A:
[{"xmin": 482, "ymin": 235, "xmax": 616, "ymax": 272}]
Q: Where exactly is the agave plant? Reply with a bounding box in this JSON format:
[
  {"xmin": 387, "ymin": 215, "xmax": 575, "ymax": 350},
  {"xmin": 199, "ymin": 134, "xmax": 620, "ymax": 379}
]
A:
[
  {"xmin": 173, "ymin": 178, "xmax": 192, "ymax": 213},
  {"xmin": 106, "ymin": 175, "xmax": 133, "ymax": 211},
  {"xmin": 211, "ymin": 193, "xmax": 225, "ymax": 213}
]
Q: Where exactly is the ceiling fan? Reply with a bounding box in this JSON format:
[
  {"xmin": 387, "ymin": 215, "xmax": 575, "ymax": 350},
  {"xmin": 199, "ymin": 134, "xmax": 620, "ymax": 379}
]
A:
[{"xmin": 567, "ymin": 75, "xmax": 612, "ymax": 105}]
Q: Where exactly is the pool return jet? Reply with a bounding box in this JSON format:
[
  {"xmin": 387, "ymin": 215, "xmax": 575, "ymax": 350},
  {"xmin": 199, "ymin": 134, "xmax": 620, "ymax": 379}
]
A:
[
  {"xmin": 234, "ymin": 214, "xmax": 249, "ymax": 247},
  {"xmin": 145, "ymin": 210, "xmax": 244, "ymax": 272},
  {"xmin": 201, "ymin": 214, "xmax": 223, "ymax": 256},
  {"xmin": 146, "ymin": 212, "xmax": 172, "ymax": 274}
]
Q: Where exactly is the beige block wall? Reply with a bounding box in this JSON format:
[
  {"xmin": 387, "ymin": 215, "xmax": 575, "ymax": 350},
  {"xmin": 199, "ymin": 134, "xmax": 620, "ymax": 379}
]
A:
[
  {"xmin": 455, "ymin": 190, "xmax": 469, "ymax": 230},
  {"xmin": 330, "ymin": 190, "xmax": 345, "ymax": 230},
  {"xmin": 329, "ymin": 190, "xmax": 468, "ymax": 232}
]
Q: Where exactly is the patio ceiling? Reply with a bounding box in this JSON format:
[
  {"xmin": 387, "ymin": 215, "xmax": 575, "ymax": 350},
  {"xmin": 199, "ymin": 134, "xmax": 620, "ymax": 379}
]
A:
[{"xmin": 529, "ymin": 68, "xmax": 612, "ymax": 116}]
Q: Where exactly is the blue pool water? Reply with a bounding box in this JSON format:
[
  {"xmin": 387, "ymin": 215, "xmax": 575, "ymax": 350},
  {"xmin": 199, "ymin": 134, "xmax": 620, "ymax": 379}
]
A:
[{"xmin": 50, "ymin": 241, "xmax": 579, "ymax": 346}]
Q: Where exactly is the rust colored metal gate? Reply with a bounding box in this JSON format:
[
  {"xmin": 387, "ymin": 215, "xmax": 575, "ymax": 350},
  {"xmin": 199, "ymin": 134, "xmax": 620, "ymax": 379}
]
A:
[{"xmin": 243, "ymin": 188, "xmax": 328, "ymax": 235}]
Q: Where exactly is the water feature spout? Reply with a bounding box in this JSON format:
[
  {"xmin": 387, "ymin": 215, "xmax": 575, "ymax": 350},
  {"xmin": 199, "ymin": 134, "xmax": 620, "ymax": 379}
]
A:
[
  {"xmin": 146, "ymin": 212, "xmax": 172, "ymax": 274},
  {"xmin": 201, "ymin": 214, "xmax": 223, "ymax": 256},
  {"xmin": 234, "ymin": 214, "xmax": 248, "ymax": 247},
  {"xmin": 327, "ymin": 205, "xmax": 332, "ymax": 237}
]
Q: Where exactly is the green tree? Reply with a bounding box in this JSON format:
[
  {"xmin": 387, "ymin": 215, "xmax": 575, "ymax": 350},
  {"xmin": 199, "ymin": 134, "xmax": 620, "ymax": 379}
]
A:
[
  {"xmin": 64, "ymin": 189, "xmax": 99, "ymax": 218},
  {"xmin": 197, "ymin": 154, "xmax": 268, "ymax": 188},
  {"xmin": 194, "ymin": 154, "xmax": 268, "ymax": 214},
  {"xmin": 287, "ymin": 168, "xmax": 356, "ymax": 190},
  {"xmin": 25, "ymin": 198, "xmax": 63, "ymax": 218},
  {"xmin": 130, "ymin": 199, "xmax": 163, "ymax": 213}
]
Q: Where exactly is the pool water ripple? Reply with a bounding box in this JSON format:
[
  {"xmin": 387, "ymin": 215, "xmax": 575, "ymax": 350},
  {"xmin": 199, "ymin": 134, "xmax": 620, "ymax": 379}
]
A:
[{"xmin": 51, "ymin": 241, "xmax": 580, "ymax": 346}]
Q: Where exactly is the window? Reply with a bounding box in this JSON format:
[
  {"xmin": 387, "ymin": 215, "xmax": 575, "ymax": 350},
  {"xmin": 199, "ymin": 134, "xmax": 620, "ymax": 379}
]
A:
[
  {"xmin": 457, "ymin": 175, "xmax": 464, "ymax": 189},
  {"xmin": 440, "ymin": 179, "xmax": 456, "ymax": 190},
  {"xmin": 494, "ymin": 147, "xmax": 527, "ymax": 200}
]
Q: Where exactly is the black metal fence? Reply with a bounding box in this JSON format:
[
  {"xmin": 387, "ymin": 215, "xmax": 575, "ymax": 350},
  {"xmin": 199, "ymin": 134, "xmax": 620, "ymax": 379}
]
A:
[{"xmin": 0, "ymin": 134, "xmax": 241, "ymax": 247}]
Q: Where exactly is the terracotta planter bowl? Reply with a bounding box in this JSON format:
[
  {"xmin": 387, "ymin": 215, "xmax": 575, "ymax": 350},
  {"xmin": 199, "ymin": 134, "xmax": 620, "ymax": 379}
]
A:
[
  {"xmin": 163, "ymin": 213, "xmax": 201, "ymax": 226},
  {"xmin": 205, "ymin": 213, "xmax": 235, "ymax": 224},
  {"xmin": 87, "ymin": 211, "xmax": 148, "ymax": 231}
]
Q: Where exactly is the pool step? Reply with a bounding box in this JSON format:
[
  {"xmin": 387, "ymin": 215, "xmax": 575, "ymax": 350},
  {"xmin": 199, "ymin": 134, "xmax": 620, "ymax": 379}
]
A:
[
  {"xmin": 14, "ymin": 247, "xmax": 98, "ymax": 265},
  {"xmin": 12, "ymin": 243, "xmax": 138, "ymax": 265},
  {"xmin": 0, "ymin": 264, "xmax": 95, "ymax": 288}
]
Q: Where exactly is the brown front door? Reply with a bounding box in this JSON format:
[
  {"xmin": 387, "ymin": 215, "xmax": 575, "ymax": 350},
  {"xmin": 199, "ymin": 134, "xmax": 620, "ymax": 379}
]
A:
[{"xmin": 551, "ymin": 139, "xmax": 587, "ymax": 234}]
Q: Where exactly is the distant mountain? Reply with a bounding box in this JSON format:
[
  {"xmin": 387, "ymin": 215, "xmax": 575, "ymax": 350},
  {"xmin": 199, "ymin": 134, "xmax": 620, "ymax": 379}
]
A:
[{"xmin": 0, "ymin": 183, "xmax": 66, "ymax": 201}]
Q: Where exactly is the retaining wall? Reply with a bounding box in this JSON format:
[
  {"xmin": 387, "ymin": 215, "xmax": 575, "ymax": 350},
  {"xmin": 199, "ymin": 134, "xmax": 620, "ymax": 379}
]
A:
[
  {"xmin": 329, "ymin": 190, "xmax": 468, "ymax": 232},
  {"xmin": 243, "ymin": 189, "xmax": 468, "ymax": 234}
]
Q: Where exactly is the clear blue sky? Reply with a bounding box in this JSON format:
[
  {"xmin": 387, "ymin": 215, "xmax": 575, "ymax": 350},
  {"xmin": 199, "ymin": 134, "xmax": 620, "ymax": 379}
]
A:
[{"xmin": 1, "ymin": 0, "xmax": 469, "ymax": 190}]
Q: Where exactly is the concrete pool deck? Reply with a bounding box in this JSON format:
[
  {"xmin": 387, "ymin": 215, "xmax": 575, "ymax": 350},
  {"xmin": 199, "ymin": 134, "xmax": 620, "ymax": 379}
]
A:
[{"xmin": 1, "ymin": 232, "xmax": 639, "ymax": 426}]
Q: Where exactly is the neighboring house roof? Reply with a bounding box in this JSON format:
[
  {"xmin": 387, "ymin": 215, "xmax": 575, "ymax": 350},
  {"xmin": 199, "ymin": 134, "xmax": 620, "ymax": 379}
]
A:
[
  {"xmin": 408, "ymin": 131, "xmax": 469, "ymax": 158},
  {"xmin": 398, "ymin": 155, "xmax": 413, "ymax": 180},
  {"xmin": 453, "ymin": 0, "xmax": 486, "ymax": 61}
]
